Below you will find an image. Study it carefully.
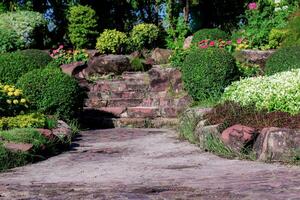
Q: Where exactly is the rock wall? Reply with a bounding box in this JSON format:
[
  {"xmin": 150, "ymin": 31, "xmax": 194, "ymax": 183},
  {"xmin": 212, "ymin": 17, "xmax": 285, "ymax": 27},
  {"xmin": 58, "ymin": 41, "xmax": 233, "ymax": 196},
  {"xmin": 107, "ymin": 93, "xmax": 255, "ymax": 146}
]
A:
[{"xmin": 81, "ymin": 66, "xmax": 192, "ymax": 128}]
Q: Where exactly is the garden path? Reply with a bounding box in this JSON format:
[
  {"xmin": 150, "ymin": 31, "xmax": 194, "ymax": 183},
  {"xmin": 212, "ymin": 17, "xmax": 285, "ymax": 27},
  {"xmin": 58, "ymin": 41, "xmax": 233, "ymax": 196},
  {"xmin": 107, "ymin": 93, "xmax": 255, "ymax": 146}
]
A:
[{"xmin": 0, "ymin": 128, "xmax": 300, "ymax": 199}]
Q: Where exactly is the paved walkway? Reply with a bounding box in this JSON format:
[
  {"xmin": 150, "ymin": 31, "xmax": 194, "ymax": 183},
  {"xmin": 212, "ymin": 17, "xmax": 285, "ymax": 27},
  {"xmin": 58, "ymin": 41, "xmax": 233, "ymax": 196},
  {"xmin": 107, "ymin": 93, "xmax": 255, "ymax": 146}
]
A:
[{"xmin": 0, "ymin": 128, "xmax": 300, "ymax": 200}]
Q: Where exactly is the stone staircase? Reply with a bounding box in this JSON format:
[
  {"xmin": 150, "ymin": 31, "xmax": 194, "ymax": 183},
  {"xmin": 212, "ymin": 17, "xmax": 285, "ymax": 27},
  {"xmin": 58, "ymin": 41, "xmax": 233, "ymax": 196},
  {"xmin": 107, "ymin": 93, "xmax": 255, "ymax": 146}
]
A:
[{"xmin": 81, "ymin": 66, "xmax": 191, "ymax": 129}]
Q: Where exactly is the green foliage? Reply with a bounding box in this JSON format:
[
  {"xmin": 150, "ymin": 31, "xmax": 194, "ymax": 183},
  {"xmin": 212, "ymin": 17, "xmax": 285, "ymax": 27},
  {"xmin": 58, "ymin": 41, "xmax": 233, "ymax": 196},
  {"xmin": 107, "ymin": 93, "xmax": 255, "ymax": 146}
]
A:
[
  {"xmin": 0, "ymin": 113, "xmax": 46, "ymax": 130},
  {"xmin": 0, "ymin": 28, "xmax": 18, "ymax": 53},
  {"xmin": 178, "ymin": 110, "xmax": 199, "ymax": 144},
  {"xmin": 17, "ymin": 67, "xmax": 83, "ymax": 121},
  {"xmin": 268, "ymin": 28, "xmax": 288, "ymax": 49},
  {"xmin": 96, "ymin": 29, "xmax": 128, "ymax": 54},
  {"xmin": 68, "ymin": 5, "xmax": 98, "ymax": 48},
  {"xmin": 0, "ymin": 83, "xmax": 29, "ymax": 116},
  {"xmin": 51, "ymin": 46, "xmax": 89, "ymax": 65},
  {"xmin": 181, "ymin": 48, "xmax": 239, "ymax": 102},
  {"xmin": 282, "ymin": 11, "xmax": 300, "ymax": 47},
  {"xmin": 130, "ymin": 23, "xmax": 159, "ymax": 50},
  {"xmin": 223, "ymin": 69, "xmax": 300, "ymax": 114},
  {"xmin": 192, "ymin": 28, "xmax": 229, "ymax": 44},
  {"xmin": 0, "ymin": 144, "xmax": 29, "ymax": 172},
  {"xmin": 165, "ymin": 16, "xmax": 189, "ymax": 49},
  {"xmin": 0, "ymin": 49, "xmax": 52, "ymax": 84},
  {"xmin": 204, "ymin": 133, "xmax": 237, "ymax": 158},
  {"xmin": 130, "ymin": 57, "xmax": 144, "ymax": 71},
  {"xmin": 236, "ymin": 61, "xmax": 262, "ymax": 77},
  {"xmin": 234, "ymin": 1, "xmax": 297, "ymax": 50},
  {"xmin": 0, "ymin": 11, "xmax": 47, "ymax": 49},
  {"xmin": 265, "ymin": 46, "xmax": 300, "ymax": 75},
  {"xmin": 170, "ymin": 48, "xmax": 190, "ymax": 68}
]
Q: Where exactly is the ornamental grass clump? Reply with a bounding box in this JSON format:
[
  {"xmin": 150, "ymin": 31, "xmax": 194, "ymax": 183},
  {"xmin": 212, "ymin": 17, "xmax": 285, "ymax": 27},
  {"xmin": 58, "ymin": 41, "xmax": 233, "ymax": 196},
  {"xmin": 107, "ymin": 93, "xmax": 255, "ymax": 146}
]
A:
[{"xmin": 223, "ymin": 69, "xmax": 300, "ymax": 114}]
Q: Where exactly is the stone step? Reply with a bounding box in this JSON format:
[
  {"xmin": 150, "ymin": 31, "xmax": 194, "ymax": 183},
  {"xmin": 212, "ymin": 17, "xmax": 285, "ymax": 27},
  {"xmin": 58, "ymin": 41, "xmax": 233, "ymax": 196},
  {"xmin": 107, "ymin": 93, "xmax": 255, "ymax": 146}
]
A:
[
  {"xmin": 106, "ymin": 98, "xmax": 144, "ymax": 107},
  {"xmin": 98, "ymin": 91, "xmax": 146, "ymax": 100},
  {"xmin": 121, "ymin": 72, "xmax": 149, "ymax": 82},
  {"xmin": 80, "ymin": 116, "xmax": 178, "ymax": 129},
  {"xmin": 83, "ymin": 107, "xmax": 126, "ymax": 118},
  {"xmin": 127, "ymin": 107, "xmax": 160, "ymax": 118},
  {"xmin": 89, "ymin": 81, "xmax": 149, "ymax": 92}
]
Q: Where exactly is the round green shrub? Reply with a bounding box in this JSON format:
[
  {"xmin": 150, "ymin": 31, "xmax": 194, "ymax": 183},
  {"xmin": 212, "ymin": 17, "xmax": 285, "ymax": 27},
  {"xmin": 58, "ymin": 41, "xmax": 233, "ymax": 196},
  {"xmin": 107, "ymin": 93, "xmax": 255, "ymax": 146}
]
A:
[
  {"xmin": 17, "ymin": 67, "xmax": 83, "ymax": 121},
  {"xmin": 0, "ymin": 49, "xmax": 53, "ymax": 84},
  {"xmin": 265, "ymin": 46, "xmax": 300, "ymax": 75},
  {"xmin": 68, "ymin": 5, "xmax": 98, "ymax": 48},
  {"xmin": 282, "ymin": 10, "xmax": 300, "ymax": 47},
  {"xmin": 96, "ymin": 29, "xmax": 128, "ymax": 54},
  {"xmin": 130, "ymin": 23, "xmax": 159, "ymax": 50},
  {"xmin": 181, "ymin": 48, "xmax": 239, "ymax": 101},
  {"xmin": 192, "ymin": 28, "xmax": 229, "ymax": 44}
]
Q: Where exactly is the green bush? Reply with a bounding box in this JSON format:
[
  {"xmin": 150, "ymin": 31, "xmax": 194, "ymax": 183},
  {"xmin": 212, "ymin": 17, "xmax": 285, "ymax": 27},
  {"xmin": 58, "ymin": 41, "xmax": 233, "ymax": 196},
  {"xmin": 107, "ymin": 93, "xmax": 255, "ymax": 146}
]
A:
[
  {"xmin": 192, "ymin": 28, "xmax": 229, "ymax": 45},
  {"xmin": 268, "ymin": 28, "xmax": 288, "ymax": 49},
  {"xmin": 0, "ymin": 11, "xmax": 47, "ymax": 49},
  {"xmin": 96, "ymin": 29, "xmax": 128, "ymax": 54},
  {"xmin": 223, "ymin": 69, "xmax": 300, "ymax": 114},
  {"xmin": 0, "ymin": 49, "xmax": 52, "ymax": 84},
  {"xmin": 0, "ymin": 28, "xmax": 19, "ymax": 53},
  {"xmin": 265, "ymin": 46, "xmax": 300, "ymax": 75},
  {"xmin": 0, "ymin": 113, "xmax": 46, "ymax": 130},
  {"xmin": 17, "ymin": 67, "xmax": 83, "ymax": 121},
  {"xmin": 130, "ymin": 23, "xmax": 159, "ymax": 50},
  {"xmin": 181, "ymin": 48, "xmax": 239, "ymax": 102},
  {"xmin": 282, "ymin": 11, "xmax": 300, "ymax": 47},
  {"xmin": 68, "ymin": 5, "xmax": 98, "ymax": 48}
]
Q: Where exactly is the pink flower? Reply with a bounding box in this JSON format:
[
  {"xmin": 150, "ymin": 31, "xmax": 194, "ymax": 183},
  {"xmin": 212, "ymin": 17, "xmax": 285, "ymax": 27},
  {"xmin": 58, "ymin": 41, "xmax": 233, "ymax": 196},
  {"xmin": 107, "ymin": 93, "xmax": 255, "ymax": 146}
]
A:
[
  {"xmin": 237, "ymin": 38, "xmax": 243, "ymax": 44},
  {"xmin": 209, "ymin": 41, "xmax": 215, "ymax": 47},
  {"xmin": 59, "ymin": 45, "xmax": 64, "ymax": 49},
  {"xmin": 53, "ymin": 49, "xmax": 58, "ymax": 54},
  {"xmin": 248, "ymin": 2, "xmax": 257, "ymax": 10},
  {"xmin": 200, "ymin": 45, "xmax": 208, "ymax": 49},
  {"xmin": 50, "ymin": 53, "xmax": 54, "ymax": 57},
  {"xmin": 227, "ymin": 40, "xmax": 232, "ymax": 45}
]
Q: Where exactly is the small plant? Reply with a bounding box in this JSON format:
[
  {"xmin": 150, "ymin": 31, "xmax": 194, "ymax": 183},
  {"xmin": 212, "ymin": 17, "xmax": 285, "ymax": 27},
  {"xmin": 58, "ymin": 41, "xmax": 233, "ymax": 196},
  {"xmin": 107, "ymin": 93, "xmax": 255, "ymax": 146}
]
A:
[
  {"xmin": 265, "ymin": 46, "xmax": 300, "ymax": 75},
  {"xmin": 130, "ymin": 57, "xmax": 145, "ymax": 71},
  {"xmin": 178, "ymin": 111, "xmax": 199, "ymax": 144},
  {"xmin": 96, "ymin": 29, "xmax": 128, "ymax": 54},
  {"xmin": 165, "ymin": 16, "xmax": 189, "ymax": 50},
  {"xmin": 0, "ymin": 83, "xmax": 29, "ymax": 116},
  {"xmin": 191, "ymin": 28, "xmax": 229, "ymax": 45},
  {"xmin": 268, "ymin": 28, "xmax": 288, "ymax": 49},
  {"xmin": 236, "ymin": 61, "xmax": 261, "ymax": 77},
  {"xmin": 0, "ymin": 113, "xmax": 46, "ymax": 130},
  {"xmin": 0, "ymin": 49, "xmax": 53, "ymax": 84},
  {"xmin": 181, "ymin": 48, "xmax": 240, "ymax": 102},
  {"xmin": 204, "ymin": 133, "xmax": 237, "ymax": 158},
  {"xmin": 0, "ymin": 28, "xmax": 18, "ymax": 53},
  {"xmin": 130, "ymin": 23, "xmax": 159, "ymax": 50},
  {"xmin": 50, "ymin": 45, "xmax": 89, "ymax": 65},
  {"xmin": 68, "ymin": 5, "xmax": 98, "ymax": 48}
]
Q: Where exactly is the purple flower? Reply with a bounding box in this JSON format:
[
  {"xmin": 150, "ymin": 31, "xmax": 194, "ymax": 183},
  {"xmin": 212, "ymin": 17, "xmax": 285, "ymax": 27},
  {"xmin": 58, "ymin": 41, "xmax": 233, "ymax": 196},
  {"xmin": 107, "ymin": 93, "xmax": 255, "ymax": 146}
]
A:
[{"xmin": 248, "ymin": 2, "xmax": 257, "ymax": 10}]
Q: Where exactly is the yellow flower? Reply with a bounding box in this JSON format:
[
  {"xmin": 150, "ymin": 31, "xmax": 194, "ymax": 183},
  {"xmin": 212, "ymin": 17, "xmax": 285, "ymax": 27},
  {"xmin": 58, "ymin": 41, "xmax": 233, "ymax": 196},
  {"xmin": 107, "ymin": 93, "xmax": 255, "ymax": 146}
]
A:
[
  {"xmin": 3, "ymin": 85, "xmax": 10, "ymax": 91},
  {"xmin": 14, "ymin": 90, "xmax": 21, "ymax": 96},
  {"xmin": 7, "ymin": 92, "xmax": 14, "ymax": 96},
  {"xmin": 6, "ymin": 99, "xmax": 12, "ymax": 104},
  {"xmin": 13, "ymin": 99, "xmax": 19, "ymax": 104},
  {"xmin": 8, "ymin": 87, "xmax": 14, "ymax": 92},
  {"xmin": 20, "ymin": 98, "xmax": 26, "ymax": 103}
]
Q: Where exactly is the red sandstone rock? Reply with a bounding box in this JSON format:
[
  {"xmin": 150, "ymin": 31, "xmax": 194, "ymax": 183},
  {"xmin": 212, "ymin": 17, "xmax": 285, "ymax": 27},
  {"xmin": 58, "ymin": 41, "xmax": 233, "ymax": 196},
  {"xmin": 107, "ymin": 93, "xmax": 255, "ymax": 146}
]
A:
[
  {"xmin": 60, "ymin": 61, "xmax": 86, "ymax": 77},
  {"xmin": 221, "ymin": 125, "xmax": 256, "ymax": 151},
  {"xmin": 4, "ymin": 142, "xmax": 33, "ymax": 152},
  {"xmin": 52, "ymin": 120, "xmax": 72, "ymax": 140},
  {"xmin": 183, "ymin": 35, "xmax": 193, "ymax": 49},
  {"xmin": 150, "ymin": 48, "xmax": 172, "ymax": 64},
  {"xmin": 127, "ymin": 107, "xmax": 160, "ymax": 118},
  {"xmin": 37, "ymin": 129, "xmax": 55, "ymax": 140}
]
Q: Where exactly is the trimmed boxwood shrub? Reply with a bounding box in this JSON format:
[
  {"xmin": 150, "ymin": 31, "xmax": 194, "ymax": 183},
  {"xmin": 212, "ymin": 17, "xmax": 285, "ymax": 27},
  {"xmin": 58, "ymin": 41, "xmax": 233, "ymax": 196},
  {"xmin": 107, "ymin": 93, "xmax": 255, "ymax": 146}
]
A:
[
  {"xmin": 192, "ymin": 28, "xmax": 229, "ymax": 45},
  {"xmin": 0, "ymin": 28, "xmax": 19, "ymax": 53},
  {"xmin": 0, "ymin": 49, "xmax": 52, "ymax": 84},
  {"xmin": 181, "ymin": 48, "xmax": 239, "ymax": 101},
  {"xmin": 265, "ymin": 46, "xmax": 300, "ymax": 75},
  {"xmin": 96, "ymin": 29, "xmax": 128, "ymax": 54},
  {"xmin": 17, "ymin": 67, "xmax": 83, "ymax": 121}
]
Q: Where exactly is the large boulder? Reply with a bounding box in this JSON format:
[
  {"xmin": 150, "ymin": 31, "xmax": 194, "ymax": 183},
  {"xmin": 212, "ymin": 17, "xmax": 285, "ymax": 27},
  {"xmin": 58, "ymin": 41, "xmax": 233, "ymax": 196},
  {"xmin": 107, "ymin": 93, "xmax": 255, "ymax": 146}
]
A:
[
  {"xmin": 4, "ymin": 142, "xmax": 33, "ymax": 152},
  {"xmin": 83, "ymin": 54, "xmax": 131, "ymax": 77},
  {"xmin": 221, "ymin": 124, "xmax": 257, "ymax": 151},
  {"xmin": 254, "ymin": 127, "xmax": 300, "ymax": 162},
  {"xmin": 60, "ymin": 61, "xmax": 86, "ymax": 78},
  {"xmin": 150, "ymin": 48, "xmax": 172, "ymax": 64}
]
